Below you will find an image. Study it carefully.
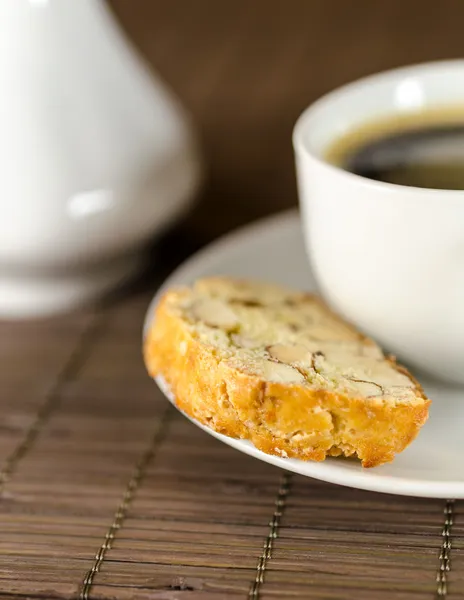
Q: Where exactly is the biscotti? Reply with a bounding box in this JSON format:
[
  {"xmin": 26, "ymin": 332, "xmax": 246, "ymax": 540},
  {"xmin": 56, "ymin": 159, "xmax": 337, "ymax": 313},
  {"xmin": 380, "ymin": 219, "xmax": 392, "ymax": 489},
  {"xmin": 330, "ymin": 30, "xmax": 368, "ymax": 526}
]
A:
[{"xmin": 143, "ymin": 277, "xmax": 430, "ymax": 467}]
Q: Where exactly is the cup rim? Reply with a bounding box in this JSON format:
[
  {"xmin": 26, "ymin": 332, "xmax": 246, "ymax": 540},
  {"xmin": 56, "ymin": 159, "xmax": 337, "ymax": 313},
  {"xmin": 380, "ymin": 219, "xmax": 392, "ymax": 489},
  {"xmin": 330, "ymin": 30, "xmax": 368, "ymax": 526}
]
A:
[{"xmin": 292, "ymin": 58, "xmax": 464, "ymax": 197}]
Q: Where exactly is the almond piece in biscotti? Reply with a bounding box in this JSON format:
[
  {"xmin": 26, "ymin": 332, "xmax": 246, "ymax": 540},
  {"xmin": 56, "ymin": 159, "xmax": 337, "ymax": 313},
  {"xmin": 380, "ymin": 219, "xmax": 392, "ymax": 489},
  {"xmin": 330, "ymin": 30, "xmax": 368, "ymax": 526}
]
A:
[
  {"xmin": 144, "ymin": 277, "xmax": 430, "ymax": 468},
  {"xmin": 347, "ymin": 378, "xmax": 384, "ymax": 398},
  {"xmin": 190, "ymin": 298, "xmax": 239, "ymax": 330},
  {"xmin": 231, "ymin": 334, "xmax": 259, "ymax": 349},
  {"xmin": 267, "ymin": 343, "xmax": 310, "ymax": 364}
]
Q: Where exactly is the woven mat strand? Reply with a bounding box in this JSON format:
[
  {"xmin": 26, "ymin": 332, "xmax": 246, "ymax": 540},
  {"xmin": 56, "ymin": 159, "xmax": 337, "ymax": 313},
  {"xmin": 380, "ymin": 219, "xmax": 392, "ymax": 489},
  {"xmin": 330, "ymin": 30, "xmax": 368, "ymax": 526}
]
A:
[{"xmin": 0, "ymin": 292, "xmax": 462, "ymax": 600}]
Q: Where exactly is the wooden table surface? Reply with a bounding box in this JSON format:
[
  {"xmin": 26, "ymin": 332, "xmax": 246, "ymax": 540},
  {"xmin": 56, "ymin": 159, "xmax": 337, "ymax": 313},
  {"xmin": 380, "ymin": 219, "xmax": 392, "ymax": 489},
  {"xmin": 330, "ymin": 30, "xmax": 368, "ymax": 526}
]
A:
[{"xmin": 1, "ymin": 1, "xmax": 464, "ymax": 599}]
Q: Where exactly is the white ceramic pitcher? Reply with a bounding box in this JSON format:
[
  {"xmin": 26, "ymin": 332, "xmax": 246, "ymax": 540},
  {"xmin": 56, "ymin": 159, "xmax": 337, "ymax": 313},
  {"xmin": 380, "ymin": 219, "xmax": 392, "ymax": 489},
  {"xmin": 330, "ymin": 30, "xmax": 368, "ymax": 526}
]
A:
[{"xmin": 0, "ymin": 0, "xmax": 202, "ymax": 317}]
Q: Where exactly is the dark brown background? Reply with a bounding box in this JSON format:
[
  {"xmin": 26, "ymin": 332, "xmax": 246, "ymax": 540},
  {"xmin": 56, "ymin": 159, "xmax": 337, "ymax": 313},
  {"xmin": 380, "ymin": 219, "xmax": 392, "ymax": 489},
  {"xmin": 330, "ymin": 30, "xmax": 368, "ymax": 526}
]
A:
[
  {"xmin": 111, "ymin": 0, "xmax": 464, "ymax": 245},
  {"xmin": 1, "ymin": 2, "xmax": 463, "ymax": 599}
]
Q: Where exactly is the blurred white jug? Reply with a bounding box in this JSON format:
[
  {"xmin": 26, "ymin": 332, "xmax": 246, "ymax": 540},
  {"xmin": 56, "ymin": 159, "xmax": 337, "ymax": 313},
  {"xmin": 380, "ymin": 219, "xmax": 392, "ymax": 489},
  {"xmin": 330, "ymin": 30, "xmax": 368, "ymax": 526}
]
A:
[{"xmin": 0, "ymin": 0, "xmax": 202, "ymax": 317}]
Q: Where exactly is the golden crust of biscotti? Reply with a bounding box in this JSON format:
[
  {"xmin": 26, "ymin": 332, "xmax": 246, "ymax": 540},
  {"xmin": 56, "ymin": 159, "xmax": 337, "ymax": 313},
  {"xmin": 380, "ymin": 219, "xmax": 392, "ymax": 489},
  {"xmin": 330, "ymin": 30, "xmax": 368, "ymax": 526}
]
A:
[{"xmin": 143, "ymin": 278, "xmax": 430, "ymax": 468}]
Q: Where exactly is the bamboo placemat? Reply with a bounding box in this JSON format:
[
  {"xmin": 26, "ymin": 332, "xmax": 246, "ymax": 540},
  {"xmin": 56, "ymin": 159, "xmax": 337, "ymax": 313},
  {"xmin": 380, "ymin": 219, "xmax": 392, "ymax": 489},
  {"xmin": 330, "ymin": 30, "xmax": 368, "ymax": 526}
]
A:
[{"xmin": 0, "ymin": 291, "xmax": 462, "ymax": 599}]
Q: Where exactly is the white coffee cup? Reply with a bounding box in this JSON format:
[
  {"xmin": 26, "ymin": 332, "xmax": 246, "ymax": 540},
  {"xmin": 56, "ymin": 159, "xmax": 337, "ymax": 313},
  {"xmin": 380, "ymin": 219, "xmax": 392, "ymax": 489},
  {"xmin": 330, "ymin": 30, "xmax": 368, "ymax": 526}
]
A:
[{"xmin": 293, "ymin": 60, "xmax": 464, "ymax": 384}]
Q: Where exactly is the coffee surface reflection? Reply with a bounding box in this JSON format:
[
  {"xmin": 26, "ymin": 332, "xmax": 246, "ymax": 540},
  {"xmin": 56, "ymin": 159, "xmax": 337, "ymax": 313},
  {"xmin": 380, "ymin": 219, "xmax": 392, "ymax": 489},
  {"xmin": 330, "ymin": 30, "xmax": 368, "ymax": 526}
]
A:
[{"xmin": 325, "ymin": 107, "xmax": 464, "ymax": 190}]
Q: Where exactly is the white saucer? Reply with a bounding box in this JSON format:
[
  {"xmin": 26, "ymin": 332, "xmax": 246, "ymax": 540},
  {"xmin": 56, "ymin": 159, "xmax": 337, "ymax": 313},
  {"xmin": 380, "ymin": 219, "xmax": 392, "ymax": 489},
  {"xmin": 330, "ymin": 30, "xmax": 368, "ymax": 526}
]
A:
[{"xmin": 145, "ymin": 210, "xmax": 464, "ymax": 498}]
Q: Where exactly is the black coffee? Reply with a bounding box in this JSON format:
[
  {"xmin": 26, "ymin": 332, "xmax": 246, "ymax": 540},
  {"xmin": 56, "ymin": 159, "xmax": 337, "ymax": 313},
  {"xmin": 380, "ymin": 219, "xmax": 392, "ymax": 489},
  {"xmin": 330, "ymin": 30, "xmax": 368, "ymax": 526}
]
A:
[{"xmin": 325, "ymin": 108, "xmax": 464, "ymax": 190}]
